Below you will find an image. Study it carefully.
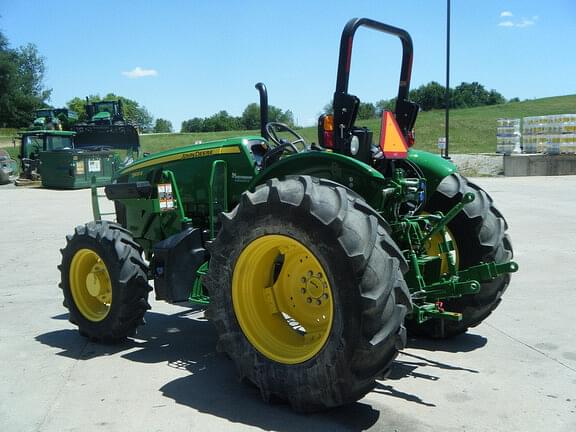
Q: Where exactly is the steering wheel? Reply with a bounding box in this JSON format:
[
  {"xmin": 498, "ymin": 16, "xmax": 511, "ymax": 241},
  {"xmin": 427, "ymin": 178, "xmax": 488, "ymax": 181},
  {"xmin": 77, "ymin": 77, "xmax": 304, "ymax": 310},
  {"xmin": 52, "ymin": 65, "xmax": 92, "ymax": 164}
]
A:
[{"xmin": 265, "ymin": 122, "xmax": 309, "ymax": 152}]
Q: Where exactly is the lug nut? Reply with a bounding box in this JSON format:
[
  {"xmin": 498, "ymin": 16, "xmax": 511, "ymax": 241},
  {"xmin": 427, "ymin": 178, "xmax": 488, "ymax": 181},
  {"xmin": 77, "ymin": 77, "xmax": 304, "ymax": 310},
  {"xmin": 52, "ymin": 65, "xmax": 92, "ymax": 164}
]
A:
[
  {"xmin": 301, "ymin": 288, "xmax": 306, "ymax": 294},
  {"xmin": 306, "ymin": 297, "xmax": 312, "ymax": 303},
  {"xmin": 316, "ymin": 299, "xmax": 322, "ymax": 305},
  {"xmin": 323, "ymin": 293, "xmax": 329, "ymax": 299},
  {"xmin": 300, "ymin": 277, "xmax": 307, "ymax": 283}
]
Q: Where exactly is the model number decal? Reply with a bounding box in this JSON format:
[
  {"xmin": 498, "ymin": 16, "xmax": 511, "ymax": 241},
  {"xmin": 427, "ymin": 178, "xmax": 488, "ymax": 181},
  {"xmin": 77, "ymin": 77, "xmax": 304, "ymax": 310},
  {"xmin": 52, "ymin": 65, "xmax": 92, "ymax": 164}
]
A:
[
  {"xmin": 123, "ymin": 146, "xmax": 242, "ymax": 174},
  {"xmin": 181, "ymin": 149, "xmax": 217, "ymax": 159}
]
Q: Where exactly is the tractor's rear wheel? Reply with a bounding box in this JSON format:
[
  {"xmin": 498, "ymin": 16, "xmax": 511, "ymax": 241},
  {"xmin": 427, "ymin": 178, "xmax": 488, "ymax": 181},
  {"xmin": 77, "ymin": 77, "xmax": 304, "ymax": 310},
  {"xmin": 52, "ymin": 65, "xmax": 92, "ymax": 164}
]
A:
[
  {"xmin": 206, "ymin": 176, "xmax": 411, "ymax": 412},
  {"xmin": 59, "ymin": 221, "xmax": 151, "ymax": 342},
  {"xmin": 407, "ymin": 173, "xmax": 513, "ymax": 338}
]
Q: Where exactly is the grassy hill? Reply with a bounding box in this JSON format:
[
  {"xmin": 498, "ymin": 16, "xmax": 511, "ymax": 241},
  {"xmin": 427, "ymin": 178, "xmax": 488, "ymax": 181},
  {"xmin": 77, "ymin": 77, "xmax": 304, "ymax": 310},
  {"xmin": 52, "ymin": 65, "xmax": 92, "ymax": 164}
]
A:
[
  {"xmin": 139, "ymin": 95, "xmax": 576, "ymax": 155},
  {"xmin": 2, "ymin": 95, "xmax": 574, "ymax": 159}
]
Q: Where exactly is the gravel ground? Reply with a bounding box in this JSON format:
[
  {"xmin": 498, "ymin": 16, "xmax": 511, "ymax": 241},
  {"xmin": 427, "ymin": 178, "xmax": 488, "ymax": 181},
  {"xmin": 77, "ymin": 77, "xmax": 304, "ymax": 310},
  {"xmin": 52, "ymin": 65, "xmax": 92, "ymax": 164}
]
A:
[{"xmin": 449, "ymin": 153, "xmax": 504, "ymax": 176}]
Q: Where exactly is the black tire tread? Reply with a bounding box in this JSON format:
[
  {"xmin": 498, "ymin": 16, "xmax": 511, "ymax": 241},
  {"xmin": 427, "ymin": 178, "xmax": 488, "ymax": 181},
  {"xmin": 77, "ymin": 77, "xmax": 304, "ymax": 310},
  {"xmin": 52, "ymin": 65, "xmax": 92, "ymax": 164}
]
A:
[
  {"xmin": 407, "ymin": 173, "xmax": 513, "ymax": 338},
  {"xmin": 206, "ymin": 175, "xmax": 411, "ymax": 412},
  {"xmin": 59, "ymin": 221, "xmax": 151, "ymax": 342}
]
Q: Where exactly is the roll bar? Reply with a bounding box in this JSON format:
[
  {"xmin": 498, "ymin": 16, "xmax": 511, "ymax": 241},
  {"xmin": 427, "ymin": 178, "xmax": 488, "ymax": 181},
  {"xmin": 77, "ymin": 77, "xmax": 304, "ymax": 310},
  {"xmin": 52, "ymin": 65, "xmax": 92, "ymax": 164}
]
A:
[
  {"xmin": 332, "ymin": 18, "xmax": 417, "ymax": 153},
  {"xmin": 335, "ymin": 17, "xmax": 414, "ymax": 104}
]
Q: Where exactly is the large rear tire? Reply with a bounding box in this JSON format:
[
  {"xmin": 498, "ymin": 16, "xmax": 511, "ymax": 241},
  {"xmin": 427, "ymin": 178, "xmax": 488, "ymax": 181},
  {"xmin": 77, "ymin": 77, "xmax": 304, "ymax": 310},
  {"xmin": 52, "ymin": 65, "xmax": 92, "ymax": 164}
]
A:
[
  {"xmin": 206, "ymin": 176, "xmax": 411, "ymax": 412},
  {"xmin": 407, "ymin": 173, "xmax": 513, "ymax": 338},
  {"xmin": 59, "ymin": 221, "xmax": 151, "ymax": 342}
]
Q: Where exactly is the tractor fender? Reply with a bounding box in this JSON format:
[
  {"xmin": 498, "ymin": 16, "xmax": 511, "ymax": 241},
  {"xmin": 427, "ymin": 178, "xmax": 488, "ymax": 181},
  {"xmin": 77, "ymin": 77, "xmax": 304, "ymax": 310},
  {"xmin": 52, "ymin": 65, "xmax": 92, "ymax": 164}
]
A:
[
  {"xmin": 248, "ymin": 151, "xmax": 387, "ymax": 209},
  {"xmin": 406, "ymin": 149, "xmax": 458, "ymax": 197}
]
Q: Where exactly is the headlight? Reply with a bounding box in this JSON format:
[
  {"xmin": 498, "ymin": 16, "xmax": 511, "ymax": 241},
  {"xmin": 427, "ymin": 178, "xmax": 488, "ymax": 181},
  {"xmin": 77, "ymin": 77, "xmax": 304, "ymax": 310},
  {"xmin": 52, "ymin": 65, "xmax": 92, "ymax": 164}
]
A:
[{"xmin": 350, "ymin": 135, "xmax": 360, "ymax": 155}]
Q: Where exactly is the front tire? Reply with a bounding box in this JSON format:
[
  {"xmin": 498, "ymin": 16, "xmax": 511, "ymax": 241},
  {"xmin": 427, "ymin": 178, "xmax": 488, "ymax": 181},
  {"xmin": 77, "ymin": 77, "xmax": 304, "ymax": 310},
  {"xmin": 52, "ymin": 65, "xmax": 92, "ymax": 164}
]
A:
[
  {"xmin": 206, "ymin": 176, "xmax": 411, "ymax": 412},
  {"xmin": 59, "ymin": 221, "xmax": 151, "ymax": 342}
]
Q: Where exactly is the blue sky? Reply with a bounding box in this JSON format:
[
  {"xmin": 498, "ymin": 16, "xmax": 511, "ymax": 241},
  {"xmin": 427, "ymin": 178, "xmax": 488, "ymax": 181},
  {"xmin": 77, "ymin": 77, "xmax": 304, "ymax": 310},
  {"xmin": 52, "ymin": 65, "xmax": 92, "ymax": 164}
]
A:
[{"xmin": 2, "ymin": 0, "xmax": 575, "ymax": 128}]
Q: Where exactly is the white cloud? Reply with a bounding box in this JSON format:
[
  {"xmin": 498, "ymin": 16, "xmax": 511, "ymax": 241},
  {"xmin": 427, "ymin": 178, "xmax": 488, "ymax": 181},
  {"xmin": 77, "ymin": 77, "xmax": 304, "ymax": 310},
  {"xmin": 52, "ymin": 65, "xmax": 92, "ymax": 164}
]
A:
[
  {"xmin": 500, "ymin": 11, "xmax": 513, "ymax": 17},
  {"xmin": 498, "ymin": 15, "xmax": 538, "ymax": 28},
  {"xmin": 516, "ymin": 18, "xmax": 536, "ymax": 27},
  {"xmin": 122, "ymin": 67, "xmax": 158, "ymax": 79}
]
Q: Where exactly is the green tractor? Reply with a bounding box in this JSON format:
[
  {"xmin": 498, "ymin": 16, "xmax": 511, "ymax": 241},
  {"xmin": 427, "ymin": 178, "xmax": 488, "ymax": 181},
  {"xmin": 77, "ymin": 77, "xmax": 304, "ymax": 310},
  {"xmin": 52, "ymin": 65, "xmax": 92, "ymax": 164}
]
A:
[
  {"xmin": 59, "ymin": 18, "xmax": 516, "ymax": 411},
  {"xmin": 15, "ymin": 128, "xmax": 138, "ymax": 189},
  {"xmin": 16, "ymin": 130, "xmax": 76, "ymax": 184},
  {"xmin": 14, "ymin": 100, "xmax": 141, "ymax": 188},
  {"xmin": 73, "ymin": 98, "xmax": 140, "ymax": 150},
  {"xmin": 32, "ymin": 107, "xmax": 79, "ymax": 131}
]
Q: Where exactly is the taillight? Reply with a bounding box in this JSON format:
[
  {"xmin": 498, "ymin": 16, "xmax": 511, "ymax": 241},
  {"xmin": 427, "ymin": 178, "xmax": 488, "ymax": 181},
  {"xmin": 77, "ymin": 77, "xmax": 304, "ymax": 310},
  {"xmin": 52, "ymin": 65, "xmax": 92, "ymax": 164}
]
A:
[
  {"xmin": 407, "ymin": 130, "xmax": 415, "ymax": 147},
  {"xmin": 318, "ymin": 114, "xmax": 334, "ymax": 149}
]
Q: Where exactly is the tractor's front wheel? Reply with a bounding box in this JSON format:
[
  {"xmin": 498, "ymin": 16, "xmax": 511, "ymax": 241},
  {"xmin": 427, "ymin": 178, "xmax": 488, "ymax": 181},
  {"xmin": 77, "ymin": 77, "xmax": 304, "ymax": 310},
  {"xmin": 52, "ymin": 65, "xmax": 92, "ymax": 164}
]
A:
[
  {"xmin": 407, "ymin": 173, "xmax": 513, "ymax": 338},
  {"xmin": 206, "ymin": 176, "xmax": 411, "ymax": 412},
  {"xmin": 59, "ymin": 221, "xmax": 151, "ymax": 342}
]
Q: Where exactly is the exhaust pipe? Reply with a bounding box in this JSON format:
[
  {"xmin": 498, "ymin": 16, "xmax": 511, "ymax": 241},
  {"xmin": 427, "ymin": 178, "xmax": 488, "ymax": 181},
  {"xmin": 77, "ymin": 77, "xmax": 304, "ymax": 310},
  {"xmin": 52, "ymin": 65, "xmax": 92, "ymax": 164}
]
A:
[
  {"xmin": 255, "ymin": 82, "xmax": 268, "ymax": 139},
  {"xmin": 85, "ymin": 97, "xmax": 94, "ymax": 120}
]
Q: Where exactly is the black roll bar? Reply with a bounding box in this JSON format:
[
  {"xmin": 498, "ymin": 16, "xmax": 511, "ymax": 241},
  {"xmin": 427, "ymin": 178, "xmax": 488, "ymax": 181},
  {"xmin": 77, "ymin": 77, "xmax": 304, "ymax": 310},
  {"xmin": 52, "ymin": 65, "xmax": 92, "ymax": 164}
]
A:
[{"xmin": 335, "ymin": 18, "xmax": 414, "ymax": 104}]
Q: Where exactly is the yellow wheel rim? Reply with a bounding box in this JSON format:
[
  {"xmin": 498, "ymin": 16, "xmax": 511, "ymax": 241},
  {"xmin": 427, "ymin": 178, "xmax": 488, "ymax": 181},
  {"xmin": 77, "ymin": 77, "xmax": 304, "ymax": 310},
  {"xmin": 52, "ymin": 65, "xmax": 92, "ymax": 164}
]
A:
[
  {"xmin": 232, "ymin": 235, "xmax": 333, "ymax": 364},
  {"xmin": 424, "ymin": 225, "xmax": 460, "ymax": 274},
  {"xmin": 69, "ymin": 249, "xmax": 112, "ymax": 322}
]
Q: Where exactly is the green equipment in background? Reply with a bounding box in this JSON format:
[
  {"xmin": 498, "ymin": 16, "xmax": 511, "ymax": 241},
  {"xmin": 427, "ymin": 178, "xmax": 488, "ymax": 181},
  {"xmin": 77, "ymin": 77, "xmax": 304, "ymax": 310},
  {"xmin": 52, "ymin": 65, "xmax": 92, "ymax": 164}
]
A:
[
  {"xmin": 32, "ymin": 108, "xmax": 78, "ymax": 131},
  {"xmin": 59, "ymin": 18, "xmax": 517, "ymax": 412},
  {"xmin": 39, "ymin": 148, "xmax": 120, "ymax": 189},
  {"xmin": 15, "ymin": 99, "xmax": 141, "ymax": 189},
  {"xmin": 73, "ymin": 98, "xmax": 140, "ymax": 151},
  {"xmin": 16, "ymin": 130, "xmax": 75, "ymax": 184}
]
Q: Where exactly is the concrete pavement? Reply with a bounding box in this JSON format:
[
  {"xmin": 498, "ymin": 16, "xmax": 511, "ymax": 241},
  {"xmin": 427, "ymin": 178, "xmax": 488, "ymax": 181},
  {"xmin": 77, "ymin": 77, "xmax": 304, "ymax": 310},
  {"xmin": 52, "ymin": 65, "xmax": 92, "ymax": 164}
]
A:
[{"xmin": 0, "ymin": 176, "xmax": 575, "ymax": 432}]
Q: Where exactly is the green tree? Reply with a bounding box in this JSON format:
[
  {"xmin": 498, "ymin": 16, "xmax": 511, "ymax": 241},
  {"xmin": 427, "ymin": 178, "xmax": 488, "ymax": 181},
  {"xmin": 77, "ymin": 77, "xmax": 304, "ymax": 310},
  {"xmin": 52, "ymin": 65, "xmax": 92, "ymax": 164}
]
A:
[
  {"xmin": 375, "ymin": 98, "xmax": 396, "ymax": 115},
  {"xmin": 357, "ymin": 102, "xmax": 376, "ymax": 119},
  {"xmin": 181, "ymin": 117, "xmax": 204, "ymax": 132},
  {"xmin": 487, "ymin": 89, "xmax": 506, "ymax": 105},
  {"xmin": 205, "ymin": 110, "xmax": 241, "ymax": 131},
  {"xmin": 241, "ymin": 103, "xmax": 260, "ymax": 130},
  {"xmin": 67, "ymin": 95, "xmax": 99, "ymax": 121},
  {"xmin": 451, "ymin": 82, "xmax": 505, "ymax": 108},
  {"xmin": 0, "ymin": 31, "xmax": 51, "ymax": 127},
  {"xmin": 409, "ymin": 81, "xmax": 446, "ymax": 111},
  {"xmin": 269, "ymin": 106, "xmax": 294, "ymax": 126},
  {"xmin": 153, "ymin": 118, "xmax": 173, "ymax": 133},
  {"xmin": 241, "ymin": 103, "xmax": 295, "ymax": 130}
]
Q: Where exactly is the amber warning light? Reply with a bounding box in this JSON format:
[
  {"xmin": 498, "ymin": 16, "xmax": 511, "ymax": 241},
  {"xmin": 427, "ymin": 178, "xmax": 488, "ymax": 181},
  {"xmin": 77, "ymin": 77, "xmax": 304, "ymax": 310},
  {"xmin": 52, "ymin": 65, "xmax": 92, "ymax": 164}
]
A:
[
  {"xmin": 322, "ymin": 115, "xmax": 334, "ymax": 149},
  {"xmin": 379, "ymin": 111, "xmax": 408, "ymax": 159}
]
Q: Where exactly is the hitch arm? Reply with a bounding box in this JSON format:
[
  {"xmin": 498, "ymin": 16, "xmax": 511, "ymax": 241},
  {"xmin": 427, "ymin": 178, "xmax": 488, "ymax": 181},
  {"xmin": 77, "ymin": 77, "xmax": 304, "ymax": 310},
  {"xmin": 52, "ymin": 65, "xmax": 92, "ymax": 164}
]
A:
[{"xmin": 425, "ymin": 192, "xmax": 475, "ymax": 241}]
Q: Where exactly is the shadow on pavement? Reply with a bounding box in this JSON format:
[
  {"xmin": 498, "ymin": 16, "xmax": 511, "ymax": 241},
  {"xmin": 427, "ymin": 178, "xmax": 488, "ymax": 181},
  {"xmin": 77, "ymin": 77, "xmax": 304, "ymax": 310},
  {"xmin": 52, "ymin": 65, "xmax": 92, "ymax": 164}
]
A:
[
  {"xmin": 36, "ymin": 310, "xmax": 484, "ymax": 430},
  {"xmin": 160, "ymin": 369, "xmax": 381, "ymax": 432},
  {"xmin": 407, "ymin": 332, "xmax": 487, "ymax": 353},
  {"xmin": 36, "ymin": 310, "xmax": 215, "ymax": 363},
  {"xmin": 373, "ymin": 382, "xmax": 436, "ymax": 407}
]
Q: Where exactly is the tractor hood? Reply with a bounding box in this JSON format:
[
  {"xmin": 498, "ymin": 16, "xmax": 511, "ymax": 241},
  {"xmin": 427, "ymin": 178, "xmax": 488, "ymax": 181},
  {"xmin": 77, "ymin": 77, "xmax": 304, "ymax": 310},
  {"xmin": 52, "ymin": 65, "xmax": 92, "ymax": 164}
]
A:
[
  {"xmin": 118, "ymin": 136, "xmax": 260, "ymax": 176},
  {"xmin": 92, "ymin": 111, "xmax": 112, "ymax": 122}
]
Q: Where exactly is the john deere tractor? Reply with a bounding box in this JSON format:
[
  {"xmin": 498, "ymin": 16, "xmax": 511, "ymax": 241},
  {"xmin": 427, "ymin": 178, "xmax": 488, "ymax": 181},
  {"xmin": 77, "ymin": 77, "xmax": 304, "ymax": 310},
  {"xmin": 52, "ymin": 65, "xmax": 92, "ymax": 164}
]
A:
[
  {"xmin": 59, "ymin": 18, "xmax": 516, "ymax": 411},
  {"xmin": 32, "ymin": 108, "xmax": 78, "ymax": 130},
  {"xmin": 73, "ymin": 98, "xmax": 139, "ymax": 150}
]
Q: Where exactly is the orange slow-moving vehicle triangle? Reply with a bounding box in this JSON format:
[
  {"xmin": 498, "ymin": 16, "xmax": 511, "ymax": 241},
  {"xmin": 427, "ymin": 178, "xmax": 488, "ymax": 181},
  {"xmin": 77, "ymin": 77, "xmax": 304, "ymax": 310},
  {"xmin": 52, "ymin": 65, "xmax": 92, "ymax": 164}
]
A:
[{"xmin": 380, "ymin": 111, "xmax": 408, "ymax": 159}]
